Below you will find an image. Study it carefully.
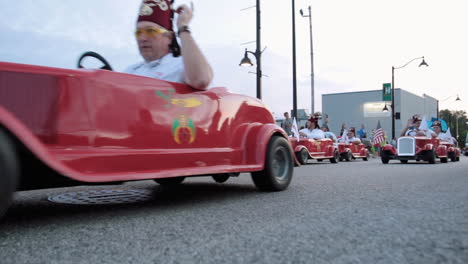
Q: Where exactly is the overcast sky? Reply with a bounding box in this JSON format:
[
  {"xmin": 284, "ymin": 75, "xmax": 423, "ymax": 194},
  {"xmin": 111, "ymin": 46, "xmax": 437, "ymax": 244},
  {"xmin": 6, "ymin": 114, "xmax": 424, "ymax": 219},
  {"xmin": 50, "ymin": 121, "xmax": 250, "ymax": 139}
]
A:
[{"xmin": 1, "ymin": 0, "xmax": 467, "ymax": 118}]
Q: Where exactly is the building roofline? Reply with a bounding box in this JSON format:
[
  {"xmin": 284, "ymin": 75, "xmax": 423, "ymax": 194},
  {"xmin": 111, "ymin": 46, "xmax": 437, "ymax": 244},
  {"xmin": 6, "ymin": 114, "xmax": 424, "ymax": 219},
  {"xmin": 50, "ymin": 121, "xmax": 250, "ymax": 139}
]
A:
[
  {"xmin": 323, "ymin": 88, "xmax": 436, "ymax": 101},
  {"xmin": 322, "ymin": 89, "xmax": 398, "ymax": 96}
]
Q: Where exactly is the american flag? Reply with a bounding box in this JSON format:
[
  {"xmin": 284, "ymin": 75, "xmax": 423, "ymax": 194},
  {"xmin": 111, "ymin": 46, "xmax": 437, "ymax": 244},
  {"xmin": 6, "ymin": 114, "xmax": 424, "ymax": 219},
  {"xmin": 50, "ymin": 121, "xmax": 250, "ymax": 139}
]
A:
[{"xmin": 372, "ymin": 120, "xmax": 385, "ymax": 146}]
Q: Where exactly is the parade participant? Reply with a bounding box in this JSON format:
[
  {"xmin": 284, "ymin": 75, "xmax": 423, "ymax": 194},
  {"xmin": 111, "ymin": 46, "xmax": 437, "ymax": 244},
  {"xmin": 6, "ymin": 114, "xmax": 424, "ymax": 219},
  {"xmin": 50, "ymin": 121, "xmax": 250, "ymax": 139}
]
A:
[
  {"xmin": 432, "ymin": 120, "xmax": 457, "ymax": 145},
  {"xmin": 400, "ymin": 115, "xmax": 426, "ymax": 137},
  {"xmin": 299, "ymin": 116, "xmax": 325, "ymax": 140},
  {"xmin": 358, "ymin": 124, "xmax": 367, "ymax": 139},
  {"xmin": 400, "ymin": 115, "xmax": 436, "ymax": 138},
  {"xmin": 125, "ymin": 0, "xmax": 213, "ymax": 90},
  {"xmin": 280, "ymin": 112, "xmax": 293, "ymax": 136},
  {"xmin": 339, "ymin": 123, "xmax": 347, "ymax": 137},
  {"xmin": 321, "ymin": 125, "xmax": 337, "ymax": 142},
  {"xmin": 339, "ymin": 127, "xmax": 361, "ymax": 144}
]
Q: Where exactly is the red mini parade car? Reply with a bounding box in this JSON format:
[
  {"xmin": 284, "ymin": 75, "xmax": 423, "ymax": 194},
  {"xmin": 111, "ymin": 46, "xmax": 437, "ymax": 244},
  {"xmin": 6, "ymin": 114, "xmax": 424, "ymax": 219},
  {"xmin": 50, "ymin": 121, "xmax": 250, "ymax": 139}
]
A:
[
  {"xmin": 288, "ymin": 137, "xmax": 339, "ymax": 164},
  {"xmin": 337, "ymin": 142, "xmax": 369, "ymax": 161},
  {"xmin": 380, "ymin": 136, "xmax": 453, "ymax": 164},
  {"xmin": 439, "ymin": 141, "xmax": 461, "ymax": 162},
  {"xmin": 0, "ymin": 56, "xmax": 296, "ymax": 218}
]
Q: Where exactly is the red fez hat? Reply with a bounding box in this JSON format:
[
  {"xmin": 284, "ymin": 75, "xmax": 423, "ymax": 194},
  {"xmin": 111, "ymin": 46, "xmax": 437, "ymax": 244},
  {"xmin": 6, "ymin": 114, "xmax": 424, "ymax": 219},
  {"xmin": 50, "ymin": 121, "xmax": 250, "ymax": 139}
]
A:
[
  {"xmin": 138, "ymin": 0, "xmax": 174, "ymax": 31},
  {"xmin": 412, "ymin": 114, "xmax": 422, "ymax": 122},
  {"xmin": 348, "ymin": 127, "xmax": 356, "ymax": 134},
  {"xmin": 432, "ymin": 120, "xmax": 441, "ymax": 128},
  {"xmin": 308, "ymin": 117, "xmax": 319, "ymax": 124}
]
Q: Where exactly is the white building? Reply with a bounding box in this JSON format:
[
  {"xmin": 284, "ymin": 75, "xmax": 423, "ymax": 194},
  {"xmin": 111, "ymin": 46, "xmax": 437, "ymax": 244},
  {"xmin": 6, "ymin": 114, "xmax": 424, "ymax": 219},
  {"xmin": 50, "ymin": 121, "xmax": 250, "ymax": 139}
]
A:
[{"xmin": 322, "ymin": 88, "xmax": 438, "ymax": 140}]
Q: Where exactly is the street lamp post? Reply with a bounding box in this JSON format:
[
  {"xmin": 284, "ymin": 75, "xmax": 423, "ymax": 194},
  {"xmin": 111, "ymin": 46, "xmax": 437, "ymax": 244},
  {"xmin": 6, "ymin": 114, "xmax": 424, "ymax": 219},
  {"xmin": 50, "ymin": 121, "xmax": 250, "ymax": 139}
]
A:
[
  {"xmin": 239, "ymin": 0, "xmax": 262, "ymax": 99},
  {"xmin": 300, "ymin": 6, "xmax": 315, "ymax": 114},
  {"xmin": 292, "ymin": 0, "xmax": 298, "ymax": 120},
  {"xmin": 391, "ymin": 56, "xmax": 428, "ymax": 139}
]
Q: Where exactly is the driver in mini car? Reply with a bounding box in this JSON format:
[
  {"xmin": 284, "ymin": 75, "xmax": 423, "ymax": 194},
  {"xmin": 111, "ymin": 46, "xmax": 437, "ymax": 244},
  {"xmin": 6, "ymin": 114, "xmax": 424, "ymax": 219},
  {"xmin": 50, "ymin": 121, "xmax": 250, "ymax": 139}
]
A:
[
  {"xmin": 431, "ymin": 120, "xmax": 457, "ymax": 145},
  {"xmin": 124, "ymin": 0, "xmax": 213, "ymax": 90},
  {"xmin": 400, "ymin": 114, "xmax": 436, "ymax": 138},
  {"xmin": 299, "ymin": 116, "xmax": 325, "ymax": 140},
  {"xmin": 338, "ymin": 127, "xmax": 361, "ymax": 144},
  {"xmin": 321, "ymin": 125, "xmax": 337, "ymax": 143}
]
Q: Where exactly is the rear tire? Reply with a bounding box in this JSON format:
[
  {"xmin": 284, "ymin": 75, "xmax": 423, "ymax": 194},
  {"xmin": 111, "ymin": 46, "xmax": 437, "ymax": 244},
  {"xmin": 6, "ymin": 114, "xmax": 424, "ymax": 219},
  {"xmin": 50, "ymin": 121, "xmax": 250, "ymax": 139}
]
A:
[
  {"xmin": 0, "ymin": 129, "xmax": 19, "ymax": 219},
  {"xmin": 154, "ymin": 177, "xmax": 185, "ymax": 185},
  {"xmin": 251, "ymin": 136, "xmax": 293, "ymax": 192},
  {"xmin": 440, "ymin": 157, "xmax": 448, "ymax": 163}
]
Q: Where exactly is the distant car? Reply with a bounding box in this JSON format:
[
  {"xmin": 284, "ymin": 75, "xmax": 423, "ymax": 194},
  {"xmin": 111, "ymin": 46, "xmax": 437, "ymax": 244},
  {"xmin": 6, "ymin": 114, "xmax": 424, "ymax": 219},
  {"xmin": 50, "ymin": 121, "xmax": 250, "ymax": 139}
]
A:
[
  {"xmin": 337, "ymin": 142, "xmax": 369, "ymax": 161},
  {"xmin": 464, "ymin": 143, "xmax": 468, "ymax": 156},
  {"xmin": 0, "ymin": 54, "xmax": 296, "ymax": 218},
  {"xmin": 439, "ymin": 141, "xmax": 461, "ymax": 161},
  {"xmin": 289, "ymin": 137, "xmax": 339, "ymax": 164},
  {"xmin": 380, "ymin": 136, "xmax": 454, "ymax": 164}
]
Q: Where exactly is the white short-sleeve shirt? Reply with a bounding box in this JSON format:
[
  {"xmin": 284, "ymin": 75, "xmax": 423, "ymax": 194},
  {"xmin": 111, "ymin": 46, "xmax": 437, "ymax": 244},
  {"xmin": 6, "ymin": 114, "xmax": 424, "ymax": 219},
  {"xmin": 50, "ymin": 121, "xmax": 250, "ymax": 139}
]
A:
[
  {"xmin": 299, "ymin": 128, "xmax": 325, "ymax": 140},
  {"xmin": 124, "ymin": 53, "xmax": 185, "ymax": 83}
]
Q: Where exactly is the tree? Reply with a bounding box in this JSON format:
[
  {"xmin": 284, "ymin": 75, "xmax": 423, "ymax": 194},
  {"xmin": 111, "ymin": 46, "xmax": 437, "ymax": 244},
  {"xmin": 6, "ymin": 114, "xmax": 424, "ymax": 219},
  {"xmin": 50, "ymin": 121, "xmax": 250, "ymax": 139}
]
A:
[{"xmin": 439, "ymin": 109, "xmax": 467, "ymax": 147}]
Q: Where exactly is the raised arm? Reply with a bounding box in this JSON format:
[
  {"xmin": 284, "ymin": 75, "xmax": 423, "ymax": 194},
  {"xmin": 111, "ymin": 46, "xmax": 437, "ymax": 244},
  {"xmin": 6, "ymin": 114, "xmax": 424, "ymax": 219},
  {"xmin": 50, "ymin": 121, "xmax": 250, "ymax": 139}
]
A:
[
  {"xmin": 176, "ymin": 4, "xmax": 213, "ymax": 90},
  {"xmin": 399, "ymin": 119, "xmax": 412, "ymax": 137}
]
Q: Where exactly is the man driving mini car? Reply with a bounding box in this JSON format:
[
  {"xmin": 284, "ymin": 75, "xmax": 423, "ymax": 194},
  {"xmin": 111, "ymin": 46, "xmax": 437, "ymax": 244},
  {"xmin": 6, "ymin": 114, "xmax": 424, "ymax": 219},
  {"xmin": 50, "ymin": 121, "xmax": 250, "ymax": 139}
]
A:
[
  {"xmin": 299, "ymin": 116, "xmax": 325, "ymax": 140},
  {"xmin": 321, "ymin": 125, "xmax": 337, "ymax": 142},
  {"xmin": 432, "ymin": 120, "xmax": 457, "ymax": 145},
  {"xmin": 125, "ymin": 0, "xmax": 213, "ymax": 90},
  {"xmin": 400, "ymin": 114, "xmax": 436, "ymax": 138},
  {"xmin": 338, "ymin": 127, "xmax": 361, "ymax": 144}
]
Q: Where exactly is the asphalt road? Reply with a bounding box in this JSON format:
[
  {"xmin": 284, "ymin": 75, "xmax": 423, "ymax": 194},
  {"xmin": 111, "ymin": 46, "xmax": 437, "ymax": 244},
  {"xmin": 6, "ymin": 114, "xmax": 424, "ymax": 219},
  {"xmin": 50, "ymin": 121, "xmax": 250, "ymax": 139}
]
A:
[{"xmin": 1, "ymin": 156, "xmax": 467, "ymax": 264}]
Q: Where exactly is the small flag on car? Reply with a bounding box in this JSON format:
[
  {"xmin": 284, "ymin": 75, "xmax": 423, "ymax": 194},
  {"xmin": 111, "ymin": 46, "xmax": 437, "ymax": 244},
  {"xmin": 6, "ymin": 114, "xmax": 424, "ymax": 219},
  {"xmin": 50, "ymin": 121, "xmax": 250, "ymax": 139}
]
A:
[{"xmin": 291, "ymin": 117, "xmax": 300, "ymax": 141}]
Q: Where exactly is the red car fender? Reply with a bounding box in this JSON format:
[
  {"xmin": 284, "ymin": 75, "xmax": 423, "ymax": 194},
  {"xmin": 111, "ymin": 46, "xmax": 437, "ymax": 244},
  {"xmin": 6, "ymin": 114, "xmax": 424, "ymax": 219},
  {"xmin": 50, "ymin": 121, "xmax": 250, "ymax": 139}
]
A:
[
  {"xmin": 294, "ymin": 144, "xmax": 307, "ymax": 153},
  {"xmin": 382, "ymin": 144, "xmax": 397, "ymax": 155},
  {"xmin": 436, "ymin": 144, "xmax": 448, "ymax": 157},
  {"xmin": 359, "ymin": 147, "xmax": 368, "ymax": 157},
  {"xmin": 324, "ymin": 144, "xmax": 336, "ymax": 156},
  {"xmin": 423, "ymin": 143, "xmax": 434, "ymax": 151},
  {"xmin": 248, "ymin": 124, "xmax": 298, "ymax": 167},
  {"xmin": 337, "ymin": 143, "xmax": 346, "ymax": 153},
  {"xmin": 0, "ymin": 106, "xmax": 79, "ymax": 181}
]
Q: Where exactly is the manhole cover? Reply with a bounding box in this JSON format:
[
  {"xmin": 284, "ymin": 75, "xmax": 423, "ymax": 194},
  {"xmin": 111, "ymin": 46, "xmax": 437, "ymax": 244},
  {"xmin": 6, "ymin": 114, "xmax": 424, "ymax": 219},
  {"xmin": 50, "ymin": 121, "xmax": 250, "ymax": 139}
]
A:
[{"xmin": 48, "ymin": 189, "xmax": 154, "ymax": 205}]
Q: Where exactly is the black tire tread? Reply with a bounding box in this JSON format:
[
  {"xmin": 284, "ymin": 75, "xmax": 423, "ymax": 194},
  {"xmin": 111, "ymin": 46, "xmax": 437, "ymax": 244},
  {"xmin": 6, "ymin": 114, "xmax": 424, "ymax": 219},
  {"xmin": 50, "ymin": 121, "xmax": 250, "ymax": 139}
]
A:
[{"xmin": 251, "ymin": 136, "xmax": 293, "ymax": 192}]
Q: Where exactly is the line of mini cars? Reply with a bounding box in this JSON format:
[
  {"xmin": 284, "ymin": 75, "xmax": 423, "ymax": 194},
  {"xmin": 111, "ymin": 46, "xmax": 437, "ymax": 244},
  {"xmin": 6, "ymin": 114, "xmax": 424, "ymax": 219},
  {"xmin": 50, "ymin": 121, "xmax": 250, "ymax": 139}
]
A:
[{"xmin": 288, "ymin": 137, "xmax": 369, "ymax": 164}]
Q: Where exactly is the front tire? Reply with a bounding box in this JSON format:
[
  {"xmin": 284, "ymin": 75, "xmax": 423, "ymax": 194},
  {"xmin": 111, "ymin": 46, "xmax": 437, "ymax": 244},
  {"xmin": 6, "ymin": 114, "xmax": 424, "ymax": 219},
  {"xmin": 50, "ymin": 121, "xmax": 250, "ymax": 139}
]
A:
[
  {"xmin": 251, "ymin": 136, "xmax": 293, "ymax": 192},
  {"xmin": 212, "ymin": 174, "xmax": 230, "ymax": 183},
  {"xmin": 381, "ymin": 151, "xmax": 390, "ymax": 164},
  {"xmin": 345, "ymin": 151, "xmax": 352, "ymax": 162},
  {"xmin": 448, "ymin": 152, "xmax": 456, "ymax": 162},
  {"xmin": 330, "ymin": 150, "xmax": 339, "ymax": 163},
  {"xmin": 426, "ymin": 150, "xmax": 436, "ymax": 164},
  {"xmin": 296, "ymin": 148, "xmax": 309, "ymax": 165},
  {"xmin": 0, "ymin": 129, "xmax": 19, "ymax": 219}
]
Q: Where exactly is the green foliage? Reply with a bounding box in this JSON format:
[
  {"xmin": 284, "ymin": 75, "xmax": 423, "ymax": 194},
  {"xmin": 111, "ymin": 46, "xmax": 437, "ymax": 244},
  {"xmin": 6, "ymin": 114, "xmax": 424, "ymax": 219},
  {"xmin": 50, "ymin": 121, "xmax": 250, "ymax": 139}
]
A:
[{"xmin": 439, "ymin": 109, "xmax": 467, "ymax": 147}]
